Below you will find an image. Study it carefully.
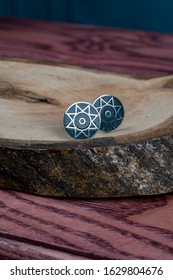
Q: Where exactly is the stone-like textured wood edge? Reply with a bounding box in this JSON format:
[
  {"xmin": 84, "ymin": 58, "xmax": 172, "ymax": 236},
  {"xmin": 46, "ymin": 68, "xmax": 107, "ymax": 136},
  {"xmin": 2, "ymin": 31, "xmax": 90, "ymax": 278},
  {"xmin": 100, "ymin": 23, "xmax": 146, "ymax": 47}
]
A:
[{"xmin": 0, "ymin": 132, "xmax": 172, "ymax": 198}]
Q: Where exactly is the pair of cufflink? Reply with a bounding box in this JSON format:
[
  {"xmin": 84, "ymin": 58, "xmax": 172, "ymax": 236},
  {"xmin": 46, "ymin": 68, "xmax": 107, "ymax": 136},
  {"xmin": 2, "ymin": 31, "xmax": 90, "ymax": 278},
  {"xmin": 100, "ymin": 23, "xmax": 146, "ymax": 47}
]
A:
[{"xmin": 64, "ymin": 94, "xmax": 124, "ymax": 140}]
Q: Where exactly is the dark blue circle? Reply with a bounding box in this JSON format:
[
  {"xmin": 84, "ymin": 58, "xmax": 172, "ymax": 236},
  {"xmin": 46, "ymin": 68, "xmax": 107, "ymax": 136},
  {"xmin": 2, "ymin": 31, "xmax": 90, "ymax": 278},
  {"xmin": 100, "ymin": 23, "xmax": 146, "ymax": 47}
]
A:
[
  {"xmin": 101, "ymin": 105, "xmax": 116, "ymax": 122},
  {"xmin": 93, "ymin": 94, "xmax": 124, "ymax": 132},
  {"xmin": 64, "ymin": 102, "xmax": 101, "ymax": 139},
  {"xmin": 74, "ymin": 113, "xmax": 90, "ymax": 129}
]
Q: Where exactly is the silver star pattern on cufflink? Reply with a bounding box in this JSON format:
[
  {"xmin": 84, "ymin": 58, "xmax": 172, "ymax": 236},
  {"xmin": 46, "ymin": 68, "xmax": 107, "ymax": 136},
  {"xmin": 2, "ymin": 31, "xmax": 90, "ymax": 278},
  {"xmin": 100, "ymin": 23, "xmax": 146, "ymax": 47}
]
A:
[
  {"xmin": 93, "ymin": 94, "xmax": 124, "ymax": 132},
  {"xmin": 64, "ymin": 102, "xmax": 101, "ymax": 139}
]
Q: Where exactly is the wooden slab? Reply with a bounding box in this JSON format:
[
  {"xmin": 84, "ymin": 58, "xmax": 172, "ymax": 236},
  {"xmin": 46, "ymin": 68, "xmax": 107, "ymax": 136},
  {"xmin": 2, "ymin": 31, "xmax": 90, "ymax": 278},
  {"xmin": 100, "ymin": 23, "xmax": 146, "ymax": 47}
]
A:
[
  {"xmin": 0, "ymin": 59, "xmax": 172, "ymax": 197},
  {"xmin": 0, "ymin": 60, "xmax": 173, "ymax": 142}
]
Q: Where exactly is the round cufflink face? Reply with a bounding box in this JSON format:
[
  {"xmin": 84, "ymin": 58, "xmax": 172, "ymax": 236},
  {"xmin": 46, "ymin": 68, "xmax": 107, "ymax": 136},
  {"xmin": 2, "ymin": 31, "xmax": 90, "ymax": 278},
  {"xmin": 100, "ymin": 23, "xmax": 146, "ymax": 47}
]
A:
[
  {"xmin": 64, "ymin": 102, "xmax": 101, "ymax": 139},
  {"xmin": 93, "ymin": 94, "xmax": 124, "ymax": 132}
]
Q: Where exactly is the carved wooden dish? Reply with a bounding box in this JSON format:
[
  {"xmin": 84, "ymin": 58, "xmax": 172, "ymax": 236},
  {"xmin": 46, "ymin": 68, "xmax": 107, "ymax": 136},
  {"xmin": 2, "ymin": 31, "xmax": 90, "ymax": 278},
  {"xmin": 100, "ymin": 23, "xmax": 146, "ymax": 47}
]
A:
[{"xmin": 0, "ymin": 59, "xmax": 172, "ymax": 197}]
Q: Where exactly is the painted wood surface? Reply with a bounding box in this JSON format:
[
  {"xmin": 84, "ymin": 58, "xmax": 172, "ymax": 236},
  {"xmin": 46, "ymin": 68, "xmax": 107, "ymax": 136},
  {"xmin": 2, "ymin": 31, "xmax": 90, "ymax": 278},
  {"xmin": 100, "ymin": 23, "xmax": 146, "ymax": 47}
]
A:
[
  {"xmin": 0, "ymin": 190, "xmax": 173, "ymax": 259},
  {"xmin": 0, "ymin": 18, "xmax": 173, "ymax": 259},
  {"xmin": 0, "ymin": 18, "xmax": 173, "ymax": 77}
]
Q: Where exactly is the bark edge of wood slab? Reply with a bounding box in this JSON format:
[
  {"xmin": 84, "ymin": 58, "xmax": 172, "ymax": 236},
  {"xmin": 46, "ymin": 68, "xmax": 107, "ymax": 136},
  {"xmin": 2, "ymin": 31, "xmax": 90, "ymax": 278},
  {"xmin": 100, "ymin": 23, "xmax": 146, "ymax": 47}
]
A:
[{"xmin": 0, "ymin": 60, "xmax": 173, "ymax": 198}]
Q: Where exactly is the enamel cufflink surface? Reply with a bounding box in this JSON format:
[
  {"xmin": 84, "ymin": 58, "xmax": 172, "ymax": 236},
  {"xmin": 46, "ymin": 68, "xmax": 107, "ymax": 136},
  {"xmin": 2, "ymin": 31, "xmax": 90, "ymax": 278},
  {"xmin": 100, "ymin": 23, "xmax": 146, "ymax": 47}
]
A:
[
  {"xmin": 64, "ymin": 102, "xmax": 101, "ymax": 139},
  {"xmin": 93, "ymin": 94, "xmax": 124, "ymax": 132}
]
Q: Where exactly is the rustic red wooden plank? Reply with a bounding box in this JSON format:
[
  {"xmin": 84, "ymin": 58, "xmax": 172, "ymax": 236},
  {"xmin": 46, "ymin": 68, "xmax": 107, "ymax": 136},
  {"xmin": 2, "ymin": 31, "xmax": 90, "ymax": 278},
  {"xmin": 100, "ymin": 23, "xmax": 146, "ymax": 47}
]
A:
[
  {"xmin": 0, "ymin": 17, "xmax": 173, "ymax": 77},
  {"xmin": 0, "ymin": 235, "xmax": 87, "ymax": 260},
  {"xmin": 0, "ymin": 190, "xmax": 173, "ymax": 260}
]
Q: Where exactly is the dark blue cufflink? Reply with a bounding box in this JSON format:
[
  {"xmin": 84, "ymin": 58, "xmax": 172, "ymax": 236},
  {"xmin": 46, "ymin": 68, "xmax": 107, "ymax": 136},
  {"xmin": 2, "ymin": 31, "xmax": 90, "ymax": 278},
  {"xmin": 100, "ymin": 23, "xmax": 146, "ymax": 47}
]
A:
[
  {"xmin": 92, "ymin": 94, "xmax": 124, "ymax": 132},
  {"xmin": 64, "ymin": 102, "xmax": 101, "ymax": 139},
  {"xmin": 63, "ymin": 95, "xmax": 124, "ymax": 139}
]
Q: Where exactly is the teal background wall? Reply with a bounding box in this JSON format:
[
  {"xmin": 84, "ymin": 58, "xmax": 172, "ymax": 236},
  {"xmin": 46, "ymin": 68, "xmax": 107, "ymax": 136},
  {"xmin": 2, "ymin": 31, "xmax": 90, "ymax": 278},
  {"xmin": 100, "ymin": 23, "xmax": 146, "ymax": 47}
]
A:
[{"xmin": 0, "ymin": 0, "xmax": 173, "ymax": 33}]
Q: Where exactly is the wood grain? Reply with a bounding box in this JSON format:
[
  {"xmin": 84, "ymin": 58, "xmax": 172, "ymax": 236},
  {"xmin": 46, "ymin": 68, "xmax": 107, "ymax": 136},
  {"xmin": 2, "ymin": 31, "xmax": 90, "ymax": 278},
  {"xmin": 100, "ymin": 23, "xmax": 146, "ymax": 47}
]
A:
[
  {"xmin": 0, "ymin": 236, "xmax": 87, "ymax": 260},
  {"xmin": 0, "ymin": 17, "xmax": 173, "ymax": 259},
  {"xmin": 0, "ymin": 190, "xmax": 173, "ymax": 260},
  {"xmin": 0, "ymin": 59, "xmax": 172, "ymax": 197},
  {"xmin": 1, "ymin": 17, "xmax": 173, "ymax": 78},
  {"xmin": 0, "ymin": 60, "xmax": 173, "ymax": 143}
]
